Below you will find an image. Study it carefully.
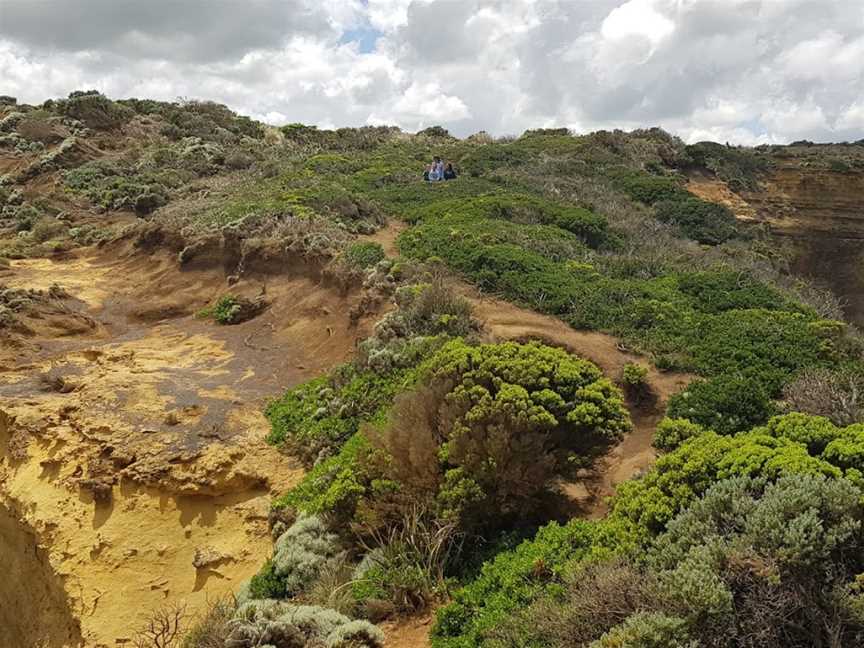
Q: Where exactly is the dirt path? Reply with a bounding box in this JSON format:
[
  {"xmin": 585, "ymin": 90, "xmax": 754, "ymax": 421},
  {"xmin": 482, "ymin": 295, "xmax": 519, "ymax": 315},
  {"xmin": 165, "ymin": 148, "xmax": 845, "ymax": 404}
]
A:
[
  {"xmin": 358, "ymin": 218, "xmax": 409, "ymax": 257},
  {"xmin": 0, "ymin": 246, "xmax": 384, "ymax": 648}
]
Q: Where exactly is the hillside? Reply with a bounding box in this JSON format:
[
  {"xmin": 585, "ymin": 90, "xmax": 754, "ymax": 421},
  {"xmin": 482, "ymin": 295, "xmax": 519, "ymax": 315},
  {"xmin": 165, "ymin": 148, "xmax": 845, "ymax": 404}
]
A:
[{"xmin": 2, "ymin": 93, "xmax": 864, "ymax": 648}]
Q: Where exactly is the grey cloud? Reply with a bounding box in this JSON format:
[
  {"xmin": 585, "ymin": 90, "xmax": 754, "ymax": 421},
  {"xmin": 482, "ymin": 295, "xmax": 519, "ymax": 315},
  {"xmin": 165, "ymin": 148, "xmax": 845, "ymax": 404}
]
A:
[
  {"xmin": 0, "ymin": 0, "xmax": 334, "ymax": 62},
  {"xmin": 398, "ymin": 0, "xmax": 481, "ymax": 64}
]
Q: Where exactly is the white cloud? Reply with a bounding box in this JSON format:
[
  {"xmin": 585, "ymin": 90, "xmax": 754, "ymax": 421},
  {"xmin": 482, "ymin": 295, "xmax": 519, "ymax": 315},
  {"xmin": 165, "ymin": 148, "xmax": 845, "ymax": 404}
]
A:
[
  {"xmin": 0, "ymin": 0, "xmax": 862, "ymax": 143},
  {"xmin": 601, "ymin": 0, "xmax": 675, "ymax": 44}
]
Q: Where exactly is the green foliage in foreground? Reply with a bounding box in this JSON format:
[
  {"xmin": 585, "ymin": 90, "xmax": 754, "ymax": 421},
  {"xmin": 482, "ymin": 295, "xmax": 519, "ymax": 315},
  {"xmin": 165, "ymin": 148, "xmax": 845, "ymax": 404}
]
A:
[
  {"xmin": 369, "ymin": 340, "xmax": 630, "ymax": 528},
  {"xmin": 431, "ymin": 413, "xmax": 864, "ymax": 647},
  {"xmin": 341, "ymin": 241, "xmax": 385, "ymax": 269},
  {"xmin": 487, "ymin": 474, "xmax": 864, "ymax": 648},
  {"xmin": 432, "ymin": 520, "xmax": 597, "ymax": 648}
]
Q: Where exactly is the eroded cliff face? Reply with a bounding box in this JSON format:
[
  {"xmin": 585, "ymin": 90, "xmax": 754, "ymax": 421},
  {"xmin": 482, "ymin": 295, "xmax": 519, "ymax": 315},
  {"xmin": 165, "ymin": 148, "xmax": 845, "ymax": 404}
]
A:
[
  {"xmin": 689, "ymin": 160, "xmax": 864, "ymax": 326},
  {"xmin": 0, "ymin": 497, "xmax": 82, "ymax": 648}
]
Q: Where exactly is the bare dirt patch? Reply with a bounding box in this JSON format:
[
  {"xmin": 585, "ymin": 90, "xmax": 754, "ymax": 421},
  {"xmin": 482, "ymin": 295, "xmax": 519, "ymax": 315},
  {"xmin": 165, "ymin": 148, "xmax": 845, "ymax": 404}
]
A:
[{"xmin": 0, "ymin": 243, "xmax": 385, "ymax": 647}]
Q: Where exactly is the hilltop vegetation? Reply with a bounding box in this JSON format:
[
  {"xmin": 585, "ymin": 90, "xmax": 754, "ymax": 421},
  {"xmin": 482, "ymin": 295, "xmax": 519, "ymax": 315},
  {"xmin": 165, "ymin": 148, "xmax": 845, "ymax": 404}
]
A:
[{"xmin": 3, "ymin": 93, "xmax": 864, "ymax": 647}]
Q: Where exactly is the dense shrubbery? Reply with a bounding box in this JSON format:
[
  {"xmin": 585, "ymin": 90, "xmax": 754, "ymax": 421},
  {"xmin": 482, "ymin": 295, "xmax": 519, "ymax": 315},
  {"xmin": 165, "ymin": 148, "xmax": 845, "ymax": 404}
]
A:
[
  {"xmin": 407, "ymin": 192, "xmax": 610, "ymax": 247},
  {"xmin": 484, "ymin": 474, "xmax": 864, "ymax": 648},
  {"xmin": 276, "ymin": 340, "xmax": 629, "ymax": 530},
  {"xmin": 267, "ymin": 338, "xmax": 629, "ymax": 625},
  {"xmin": 432, "ymin": 520, "xmax": 596, "ymax": 647},
  {"xmin": 434, "ymin": 411, "xmax": 864, "ymax": 647},
  {"xmin": 685, "ymin": 141, "xmax": 771, "ymax": 191},
  {"xmin": 53, "ymin": 90, "xmax": 133, "ymax": 130},
  {"xmin": 654, "ymin": 197, "xmax": 738, "ymax": 244},
  {"xmin": 613, "ymin": 170, "xmax": 690, "ymax": 205},
  {"xmin": 364, "ymin": 340, "xmax": 630, "ymax": 530}
]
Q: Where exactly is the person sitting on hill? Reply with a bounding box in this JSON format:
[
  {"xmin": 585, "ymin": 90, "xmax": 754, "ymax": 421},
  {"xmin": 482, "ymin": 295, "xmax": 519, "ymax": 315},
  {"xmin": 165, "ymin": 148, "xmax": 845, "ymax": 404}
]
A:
[
  {"xmin": 423, "ymin": 164, "xmax": 432, "ymax": 181},
  {"xmin": 443, "ymin": 162, "xmax": 457, "ymax": 180},
  {"xmin": 427, "ymin": 156, "xmax": 443, "ymax": 182}
]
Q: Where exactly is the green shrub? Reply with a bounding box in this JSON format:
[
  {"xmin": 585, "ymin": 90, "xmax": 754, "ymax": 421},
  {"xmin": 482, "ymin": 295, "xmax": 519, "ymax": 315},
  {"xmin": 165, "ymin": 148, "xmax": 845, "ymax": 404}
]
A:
[
  {"xmin": 608, "ymin": 426, "xmax": 843, "ymax": 536},
  {"xmin": 459, "ymin": 143, "xmax": 533, "ymax": 176},
  {"xmin": 676, "ymin": 271, "xmax": 789, "ymax": 314},
  {"xmin": 30, "ymin": 217, "xmax": 68, "ymax": 242},
  {"xmin": 196, "ymin": 294, "xmax": 265, "ymax": 325},
  {"xmin": 653, "ymin": 418, "xmax": 706, "ymax": 453},
  {"xmin": 647, "ymin": 474, "xmax": 864, "ymax": 646},
  {"xmin": 408, "ymin": 193, "xmax": 609, "ymax": 248},
  {"xmin": 57, "ymin": 91, "xmax": 133, "ymax": 130},
  {"xmin": 614, "ymin": 171, "xmax": 690, "ymax": 205},
  {"xmin": 249, "ymin": 515, "xmax": 343, "ymax": 600},
  {"xmin": 666, "ymin": 375, "xmax": 775, "ymax": 435},
  {"xmin": 431, "ymin": 520, "xmax": 596, "ymax": 648},
  {"xmin": 589, "ymin": 612, "xmax": 696, "ymax": 648},
  {"xmin": 341, "ymin": 241, "xmax": 386, "ymax": 269},
  {"xmin": 273, "ymin": 432, "xmax": 375, "ymax": 520},
  {"xmin": 620, "ymin": 362, "xmax": 650, "ymax": 401},
  {"xmin": 370, "ymin": 340, "xmax": 630, "ymax": 528},
  {"xmin": 654, "ymin": 198, "xmax": 737, "ymax": 244}
]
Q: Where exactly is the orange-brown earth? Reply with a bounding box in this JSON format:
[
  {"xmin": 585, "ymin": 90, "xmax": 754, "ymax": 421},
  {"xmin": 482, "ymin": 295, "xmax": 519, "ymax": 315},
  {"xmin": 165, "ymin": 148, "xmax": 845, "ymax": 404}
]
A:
[{"xmin": 0, "ymin": 239, "xmax": 384, "ymax": 648}]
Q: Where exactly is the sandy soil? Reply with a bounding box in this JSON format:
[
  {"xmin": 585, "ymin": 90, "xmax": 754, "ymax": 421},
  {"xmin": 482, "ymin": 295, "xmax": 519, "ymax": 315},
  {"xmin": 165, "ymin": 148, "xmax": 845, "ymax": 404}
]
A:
[{"xmin": 0, "ymin": 244, "xmax": 382, "ymax": 648}]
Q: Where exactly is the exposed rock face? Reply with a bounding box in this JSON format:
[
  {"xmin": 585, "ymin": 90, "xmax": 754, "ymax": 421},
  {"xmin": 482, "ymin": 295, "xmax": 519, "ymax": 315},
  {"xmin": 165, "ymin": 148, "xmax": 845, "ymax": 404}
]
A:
[
  {"xmin": 689, "ymin": 161, "xmax": 864, "ymax": 326},
  {"xmin": 740, "ymin": 161, "xmax": 864, "ymax": 239}
]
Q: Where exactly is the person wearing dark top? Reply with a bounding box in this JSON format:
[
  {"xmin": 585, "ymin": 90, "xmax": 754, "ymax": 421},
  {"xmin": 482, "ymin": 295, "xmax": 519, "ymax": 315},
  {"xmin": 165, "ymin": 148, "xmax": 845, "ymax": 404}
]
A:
[{"xmin": 443, "ymin": 162, "xmax": 457, "ymax": 180}]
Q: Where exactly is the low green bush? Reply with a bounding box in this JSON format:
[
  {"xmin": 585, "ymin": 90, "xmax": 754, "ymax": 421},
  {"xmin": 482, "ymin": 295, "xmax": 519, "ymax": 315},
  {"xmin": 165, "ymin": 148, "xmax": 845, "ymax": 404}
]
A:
[
  {"xmin": 590, "ymin": 612, "xmax": 696, "ymax": 648},
  {"xmin": 614, "ymin": 170, "xmax": 690, "ymax": 205},
  {"xmin": 273, "ymin": 432, "xmax": 375, "ymax": 520},
  {"xmin": 249, "ymin": 515, "xmax": 344, "ymax": 600},
  {"xmin": 341, "ymin": 241, "xmax": 386, "ymax": 269},
  {"xmin": 654, "ymin": 198, "xmax": 738, "ymax": 245},
  {"xmin": 431, "ymin": 520, "xmax": 596, "ymax": 648},
  {"xmin": 408, "ymin": 192, "xmax": 609, "ymax": 247},
  {"xmin": 653, "ymin": 418, "xmax": 706, "ymax": 452},
  {"xmin": 666, "ymin": 375, "xmax": 775, "ymax": 435}
]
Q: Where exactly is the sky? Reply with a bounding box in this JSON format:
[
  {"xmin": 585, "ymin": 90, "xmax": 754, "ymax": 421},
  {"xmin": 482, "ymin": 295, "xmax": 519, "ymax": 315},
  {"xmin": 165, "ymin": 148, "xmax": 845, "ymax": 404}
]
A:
[{"xmin": 1, "ymin": 0, "xmax": 863, "ymax": 144}]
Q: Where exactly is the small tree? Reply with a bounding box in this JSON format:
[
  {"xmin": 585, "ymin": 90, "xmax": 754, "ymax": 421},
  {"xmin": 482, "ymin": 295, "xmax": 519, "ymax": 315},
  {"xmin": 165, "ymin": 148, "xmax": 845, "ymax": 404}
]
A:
[{"xmin": 367, "ymin": 340, "xmax": 631, "ymax": 529}]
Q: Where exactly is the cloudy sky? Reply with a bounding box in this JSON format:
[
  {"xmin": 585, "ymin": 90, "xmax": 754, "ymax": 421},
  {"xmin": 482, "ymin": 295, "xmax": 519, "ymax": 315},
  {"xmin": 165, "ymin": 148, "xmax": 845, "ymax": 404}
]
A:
[{"xmin": 1, "ymin": 0, "xmax": 863, "ymax": 143}]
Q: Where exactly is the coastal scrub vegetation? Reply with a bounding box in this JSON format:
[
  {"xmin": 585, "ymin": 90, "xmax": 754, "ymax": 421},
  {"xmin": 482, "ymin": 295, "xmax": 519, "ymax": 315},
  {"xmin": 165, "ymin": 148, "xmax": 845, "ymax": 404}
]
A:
[{"xmin": 8, "ymin": 94, "xmax": 864, "ymax": 647}]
